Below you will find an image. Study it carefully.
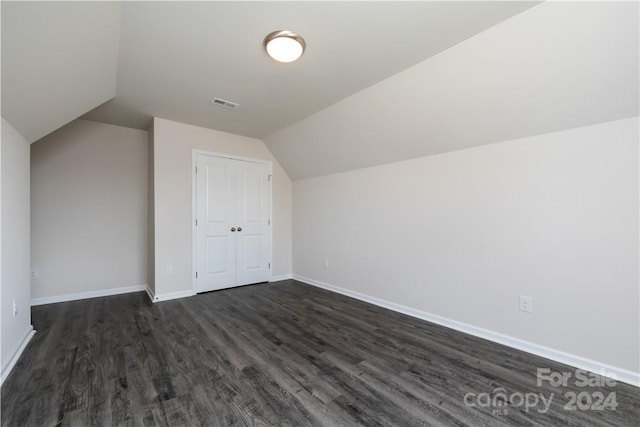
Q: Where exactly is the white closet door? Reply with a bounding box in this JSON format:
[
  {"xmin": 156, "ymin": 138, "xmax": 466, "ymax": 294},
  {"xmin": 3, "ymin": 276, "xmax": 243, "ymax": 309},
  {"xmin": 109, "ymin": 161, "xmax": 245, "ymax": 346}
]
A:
[
  {"xmin": 196, "ymin": 155, "xmax": 237, "ymax": 292},
  {"xmin": 235, "ymin": 161, "xmax": 270, "ymax": 286},
  {"xmin": 195, "ymin": 154, "xmax": 271, "ymax": 293}
]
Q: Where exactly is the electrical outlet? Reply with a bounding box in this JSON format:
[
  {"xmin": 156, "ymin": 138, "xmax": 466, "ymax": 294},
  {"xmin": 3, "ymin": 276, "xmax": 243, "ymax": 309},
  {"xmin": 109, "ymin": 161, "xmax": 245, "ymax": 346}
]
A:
[
  {"xmin": 166, "ymin": 265, "xmax": 174, "ymax": 275},
  {"xmin": 12, "ymin": 300, "xmax": 18, "ymax": 317},
  {"xmin": 324, "ymin": 258, "xmax": 329, "ymax": 269},
  {"xmin": 519, "ymin": 296, "xmax": 533, "ymax": 313},
  {"xmin": 31, "ymin": 268, "xmax": 39, "ymax": 279}
]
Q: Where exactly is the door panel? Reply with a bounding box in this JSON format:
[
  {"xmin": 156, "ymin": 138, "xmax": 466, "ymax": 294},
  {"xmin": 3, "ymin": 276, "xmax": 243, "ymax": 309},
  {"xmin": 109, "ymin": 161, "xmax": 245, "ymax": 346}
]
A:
[
  {"xmin": 205, "ymin": 165, "xmax": 229, "ymax": 222},
  {"xmin": 242, "ymin": 235, "xmax": 263, "ymax": 270},
  {"xmin": 235, "ymin": 161, "xmax": 270, "ymax": 286},
  {"xmin": 240, "ymin": 167, "xmax": 263, "ymax": 223},
  {"xmin": 196, "ymin": 156, "xmax": 236, "ymax": 292},
  {"xmin": 196, "ymin": 154, "xmax": 271, "ymax": 292},
  {"xmin": 206, "ymin": 236, "xmax": 229, "ymax": 274}
]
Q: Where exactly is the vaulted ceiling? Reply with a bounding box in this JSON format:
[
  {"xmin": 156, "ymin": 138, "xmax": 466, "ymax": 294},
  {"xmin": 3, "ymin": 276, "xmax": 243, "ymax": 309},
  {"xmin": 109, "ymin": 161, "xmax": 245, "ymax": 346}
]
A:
[
  {"xmin": 265, "ymin": 1, "xmax": 640, "ymax": 179},
  {"xmin": 81, "ymin": 1, "xmax": 540, "ymax": 138},
  {"xmin": 2, "ymin": 1, "xmax": 538, "ymax": 143},
  {"xmin": 2, "ymin": 1, "xmax": 637, "ymax": 180}
]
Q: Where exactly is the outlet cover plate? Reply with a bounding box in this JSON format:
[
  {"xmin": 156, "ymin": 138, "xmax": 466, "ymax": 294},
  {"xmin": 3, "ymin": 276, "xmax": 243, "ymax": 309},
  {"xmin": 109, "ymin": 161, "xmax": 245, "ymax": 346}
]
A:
[{"xmin": 519, "ymin": 295, "xmax": 533, "ymax": 313}]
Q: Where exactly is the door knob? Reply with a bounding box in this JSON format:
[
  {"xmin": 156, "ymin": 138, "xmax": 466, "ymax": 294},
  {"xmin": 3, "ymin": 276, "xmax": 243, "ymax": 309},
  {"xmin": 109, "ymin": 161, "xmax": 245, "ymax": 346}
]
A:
[
  {"xmin": 230, "ymin": 227, "xmax": 236, "ymax": 232},
  {"xmin": 237, "ymin": 227, "xmax": 243, "ymax": 232}
]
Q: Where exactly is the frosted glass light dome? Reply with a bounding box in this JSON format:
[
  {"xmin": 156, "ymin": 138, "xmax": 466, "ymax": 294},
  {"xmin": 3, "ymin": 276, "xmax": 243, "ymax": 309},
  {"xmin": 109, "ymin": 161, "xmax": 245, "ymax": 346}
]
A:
[{"xmin": 264, "ymin": 31, "xmax": 306, "ymax": 63}]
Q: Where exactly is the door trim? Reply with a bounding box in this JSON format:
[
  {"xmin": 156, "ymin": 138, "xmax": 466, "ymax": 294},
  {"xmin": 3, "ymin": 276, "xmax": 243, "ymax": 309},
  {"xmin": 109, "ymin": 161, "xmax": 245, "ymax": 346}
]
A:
[{"xmin": 191, "ymin": 149, "xmax": 273, "ymax": 294}]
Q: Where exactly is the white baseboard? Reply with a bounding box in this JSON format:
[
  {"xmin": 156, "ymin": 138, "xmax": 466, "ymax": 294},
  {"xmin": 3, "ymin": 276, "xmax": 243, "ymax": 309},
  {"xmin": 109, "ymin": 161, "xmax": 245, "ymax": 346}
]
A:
[
  {"xmin": 146, "ymin": 285, "xmax": 156, "ymax": 303},
  {"xmin": 293, "ymin": 275, "xmax": 640, "ymax": 388},
  {"xmin": 31, "ymin": 284, "xmax": 148, "ymax": 306},
  {"xmin": 1, "ymin": 326, "xmax": 35, "ymax": 385},
  {"xmin": 147, "ymin": 287, "xmax": 195, "ymax": 303},
  {"xmin": 270, "ymin": 273, "xmax": 293, "ymax": 282}
]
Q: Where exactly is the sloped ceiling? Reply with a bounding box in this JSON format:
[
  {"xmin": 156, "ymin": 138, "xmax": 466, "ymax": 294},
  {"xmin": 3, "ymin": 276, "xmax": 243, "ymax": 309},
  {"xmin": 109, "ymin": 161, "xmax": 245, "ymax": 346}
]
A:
[
  {"xmin": 265, "ymin": 1, "xmax": 640, "ymax": 180},
  {"xmin": 81, "ymin": 1, "xmax": 539, "ymax": 137},
  {"xmin": 1, "ymin": 2, "xmax": 122, "ymax": 143},
  {"xmin": 2, "ymin": 2, "xmax": 636, "ymax": 181}
]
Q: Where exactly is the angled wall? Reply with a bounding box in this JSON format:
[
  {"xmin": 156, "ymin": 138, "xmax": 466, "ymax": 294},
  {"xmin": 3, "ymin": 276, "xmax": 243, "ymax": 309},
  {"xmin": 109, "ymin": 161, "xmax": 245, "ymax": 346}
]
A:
[
  {"xmin": 1, "ymin": 2, "xmax": 122, "ymax": 143},
  {"xmin": 265, "ymin": 1, "xmax": 638, "ymax": 180}
]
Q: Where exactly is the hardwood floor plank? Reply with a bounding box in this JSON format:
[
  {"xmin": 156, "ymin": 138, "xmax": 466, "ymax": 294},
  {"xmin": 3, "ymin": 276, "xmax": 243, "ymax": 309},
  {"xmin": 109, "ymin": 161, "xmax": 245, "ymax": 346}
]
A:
[{"xmin": 2, "ymin": 280, "xmax": 638, "ymax": 426}]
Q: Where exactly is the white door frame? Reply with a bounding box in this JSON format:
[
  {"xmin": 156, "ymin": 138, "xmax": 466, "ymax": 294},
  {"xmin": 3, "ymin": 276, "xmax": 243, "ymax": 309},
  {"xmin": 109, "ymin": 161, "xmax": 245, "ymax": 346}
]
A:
[{"xmin": 191, "ymin": 149, "xmax": 273, "ymax": 294}]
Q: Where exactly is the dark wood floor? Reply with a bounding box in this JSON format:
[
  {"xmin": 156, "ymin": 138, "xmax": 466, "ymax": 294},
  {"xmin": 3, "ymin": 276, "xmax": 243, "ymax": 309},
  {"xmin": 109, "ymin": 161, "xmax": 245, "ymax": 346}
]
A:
[{"xmin": 2, "ymin": 280, "xmax": 638, "ymax": 426}]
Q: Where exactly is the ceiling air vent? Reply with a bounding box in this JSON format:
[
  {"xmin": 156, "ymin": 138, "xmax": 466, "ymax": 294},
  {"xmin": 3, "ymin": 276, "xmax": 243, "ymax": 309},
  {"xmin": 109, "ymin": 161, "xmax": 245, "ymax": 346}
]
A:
[{"xmin": 211, "ymin": 97, "xmax": 239, "ymax": 110}]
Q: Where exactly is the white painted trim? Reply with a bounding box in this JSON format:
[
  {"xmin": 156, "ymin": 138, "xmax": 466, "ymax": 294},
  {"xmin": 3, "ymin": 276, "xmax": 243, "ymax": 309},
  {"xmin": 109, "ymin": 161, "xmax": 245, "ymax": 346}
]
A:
[
  {"xmin": 293, "ymin": 275, "xmax": 640, "ymax": 387},
  {"xmin": 192, "ymin": 149, "xmax": 273, "ymax": 295},
  {"xmin": 191, "ymin": 149, "xmax": 273, "ymax": 166},
  {"xmin": 146, "ymin": 285, "xmax": 195, "ymax": 303},
  {"xmin": 1, "ymin": 326, "xmax": 35, "ymax": 385},
  {"xmin": 31, "ymin": 285, "xmax": 147, "ymax": 306},
  {"xmin": 152, "ymin": 290, "xmax": 195, "ymax": 302},
  {"xmin": 192, "ymin": 151, "xmax": 197, "ymax": 295},
  {"xmin": 146, "ymin": 285, "xmax": 156, "ymax": 303},
  {"xmin": 270, "ymin": 274, "xmax": 293, "ymax": 282}
]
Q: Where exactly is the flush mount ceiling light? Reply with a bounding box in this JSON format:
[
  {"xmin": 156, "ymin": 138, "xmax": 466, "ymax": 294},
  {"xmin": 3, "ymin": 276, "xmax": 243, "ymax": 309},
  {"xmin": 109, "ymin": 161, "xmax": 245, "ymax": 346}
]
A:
[{"xmin": 263, "ymin": 30, "xmax": 306, "ymax": 63}]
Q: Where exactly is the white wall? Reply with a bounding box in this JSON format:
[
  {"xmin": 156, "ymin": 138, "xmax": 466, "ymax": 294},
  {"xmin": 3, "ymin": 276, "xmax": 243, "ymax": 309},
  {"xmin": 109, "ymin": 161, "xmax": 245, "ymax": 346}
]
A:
[
  {"xmin": 1, "ymin": 118, "xmax": 34, "ymax": 382},
  {"xmin": 31, "ymin": 119, "xmax": 148, "ymax": 300},
  {"xmin": 293, "ymin": 117, "xmax": 639, "ymax": 376},
  {"xmin": 152, "ymin": 118, "xmax": 292, "ymax": 298}
]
